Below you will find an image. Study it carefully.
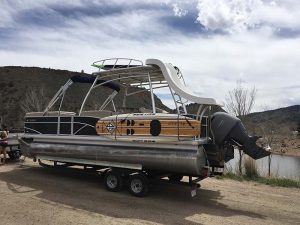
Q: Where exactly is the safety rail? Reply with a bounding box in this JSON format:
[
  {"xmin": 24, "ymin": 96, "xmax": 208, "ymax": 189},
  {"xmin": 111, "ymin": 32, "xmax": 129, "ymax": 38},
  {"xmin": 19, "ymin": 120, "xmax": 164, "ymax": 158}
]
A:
[{"xmin": 91, "ymin": 58, "xmax": 143, "ymax": 71}]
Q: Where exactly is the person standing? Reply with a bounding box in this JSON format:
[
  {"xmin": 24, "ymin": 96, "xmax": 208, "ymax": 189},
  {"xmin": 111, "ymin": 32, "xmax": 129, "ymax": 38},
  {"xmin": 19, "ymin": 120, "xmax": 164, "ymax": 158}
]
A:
[{"xmin": 0, "ymin": 126, "xmax": 8, "ymax": 165}]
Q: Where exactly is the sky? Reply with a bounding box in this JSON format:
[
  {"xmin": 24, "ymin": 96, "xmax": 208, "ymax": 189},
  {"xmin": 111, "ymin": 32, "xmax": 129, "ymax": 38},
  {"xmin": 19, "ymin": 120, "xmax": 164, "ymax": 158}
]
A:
[{"xmin": 0, "ymin": 0, "xmax": 299, "ymax": 112}]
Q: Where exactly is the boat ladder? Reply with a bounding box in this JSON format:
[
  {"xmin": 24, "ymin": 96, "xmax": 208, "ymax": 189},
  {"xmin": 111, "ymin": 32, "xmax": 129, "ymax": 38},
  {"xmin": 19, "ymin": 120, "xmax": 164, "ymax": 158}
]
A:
[{"xmin": 172, "ymin": 66, "xmax": 188, "ymax": 115}]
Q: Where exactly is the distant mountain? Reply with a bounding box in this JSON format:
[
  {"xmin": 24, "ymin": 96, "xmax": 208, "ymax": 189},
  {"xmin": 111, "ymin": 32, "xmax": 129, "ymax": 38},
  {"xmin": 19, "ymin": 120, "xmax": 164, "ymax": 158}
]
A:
[
  {"xmin": 186, "ymin": 103, "xmax": 299, "ymax": 135},
  {"xmin": 247, "ymin": 105, "xmax": 300, "ymax": 125},
  {"xmin": 245, "ymin": 105, "xmax": 300, "ymax": 134},
  {"xmin": 246, "ymin": 105, "xmax": 300, "ymax": 156},
  {"xmin": 186, "ymin": 103, "xmax": 300, "ymax": 155},
  {"xmin": 0, "ymin": 66, "xmax": 169, "ymax": 128}
]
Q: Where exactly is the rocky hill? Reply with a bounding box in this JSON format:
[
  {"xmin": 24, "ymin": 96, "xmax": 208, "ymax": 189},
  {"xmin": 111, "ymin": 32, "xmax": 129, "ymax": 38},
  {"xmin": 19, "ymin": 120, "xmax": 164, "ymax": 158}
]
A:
[
  {"xmin": 186, "ymin": 103, "xmax": 300, "ymax": 156},
  {"xmin": 186, "ymin": 103, "xmax": 299, "ymax": 134},
  {"xmin": 246, "ymin": 105, "xmax": 300, "ymax": 132},
  {"xmin": 0, "ymin": 66, "xmax": 169, "ymax": 128},
  {"xmin": 246, "ymin": 105, "xmax": 300, "ymax": 156}
]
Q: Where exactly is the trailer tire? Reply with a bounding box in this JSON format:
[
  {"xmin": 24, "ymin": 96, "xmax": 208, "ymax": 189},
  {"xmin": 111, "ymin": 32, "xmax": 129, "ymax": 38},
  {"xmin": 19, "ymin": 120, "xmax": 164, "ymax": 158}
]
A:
[
  {"xmin": 104, "ymin": 170, "xmax": 123, "ymax": 192},
  {"xmin": 168, "ymin": 175, "xmax": 183, "ymax": 183},
  {"xmin": 8, "ymin": 151, "xmax": 21, "ymax": 160},
  {"xmin": 128, "ymin": 173, "xmax": 149, "ymax": 197}
]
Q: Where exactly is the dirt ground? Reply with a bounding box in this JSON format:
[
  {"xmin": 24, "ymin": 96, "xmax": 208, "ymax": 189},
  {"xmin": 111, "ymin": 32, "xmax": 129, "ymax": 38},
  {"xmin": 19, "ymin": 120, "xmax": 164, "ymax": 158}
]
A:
[{"xmin": 0, "ymin": 159, "xmax": 299, "ymax": 225}]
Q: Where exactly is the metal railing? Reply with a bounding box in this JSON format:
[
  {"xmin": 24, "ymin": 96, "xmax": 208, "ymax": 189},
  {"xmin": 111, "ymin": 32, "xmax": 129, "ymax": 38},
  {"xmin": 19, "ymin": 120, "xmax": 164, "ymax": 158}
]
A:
[{"xmin": 91, "ymin": 58, "xmax": 143, "ymax": 71}]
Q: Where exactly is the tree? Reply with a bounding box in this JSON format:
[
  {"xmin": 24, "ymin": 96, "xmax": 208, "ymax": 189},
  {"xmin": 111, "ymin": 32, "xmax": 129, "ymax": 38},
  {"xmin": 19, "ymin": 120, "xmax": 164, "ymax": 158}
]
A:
[
  {"xmin": 20, "ymin": 86, "xmax": 49, "ymax": 113},
  {"xmin": 225, "ymin": 80, "xmax": 257, "ymax": 120},
  {"xmin": 225, "ymin": 80, "xmax": 257, "ymax": 175},
  {"xmin": 257, "ymin": 120, "xmax": 274, "ymax": 177}
]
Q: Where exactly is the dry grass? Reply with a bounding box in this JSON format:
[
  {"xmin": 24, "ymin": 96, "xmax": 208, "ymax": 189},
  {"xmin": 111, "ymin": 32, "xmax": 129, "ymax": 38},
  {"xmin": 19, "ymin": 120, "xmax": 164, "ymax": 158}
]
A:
[
  {"xmin": 218, "ymin": 172, "xmax": 300, "ymax": 188},
  {"xmin": 243, "ymin": 156, "xmax": 259, "ymax": 178},
  {"xmin": 217, "ymin": 154, "xmax": 300, "ymax": 188}
]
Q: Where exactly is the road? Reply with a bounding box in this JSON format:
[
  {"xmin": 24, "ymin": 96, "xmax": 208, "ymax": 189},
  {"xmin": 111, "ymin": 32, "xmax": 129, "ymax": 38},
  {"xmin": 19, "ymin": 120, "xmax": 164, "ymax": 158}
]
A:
[{"xmin": 0, "ymin": 159, "xmax": 299, "ymax": 225}]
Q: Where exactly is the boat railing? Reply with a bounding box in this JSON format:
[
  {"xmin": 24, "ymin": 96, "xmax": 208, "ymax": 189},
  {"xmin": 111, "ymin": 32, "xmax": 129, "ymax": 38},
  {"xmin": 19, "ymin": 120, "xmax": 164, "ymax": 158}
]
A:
[
  {"xmin": 201, "ymin": 116, "xmax": 209, "ymax": 139},
  {"xmin": 91, "ymin": 58, "xmax": 144, "ymax": 71}
]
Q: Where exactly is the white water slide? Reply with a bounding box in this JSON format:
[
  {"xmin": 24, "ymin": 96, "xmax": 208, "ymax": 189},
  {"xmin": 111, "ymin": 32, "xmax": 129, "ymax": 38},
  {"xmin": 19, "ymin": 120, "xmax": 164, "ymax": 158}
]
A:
[{"xmin": 146, "ymin": 59, "xmax": 219, "ymax": 106}]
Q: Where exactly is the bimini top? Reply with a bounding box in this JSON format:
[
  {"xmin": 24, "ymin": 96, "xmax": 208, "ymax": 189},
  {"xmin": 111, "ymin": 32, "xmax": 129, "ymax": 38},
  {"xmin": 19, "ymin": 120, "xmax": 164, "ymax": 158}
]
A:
[
  {"xmin": 71, "ymin": 74, "xmax": 121, "ymax": 92},
  {"xmin": 92, "ymin": 58, "xmax": 219, "ymax": 106}
]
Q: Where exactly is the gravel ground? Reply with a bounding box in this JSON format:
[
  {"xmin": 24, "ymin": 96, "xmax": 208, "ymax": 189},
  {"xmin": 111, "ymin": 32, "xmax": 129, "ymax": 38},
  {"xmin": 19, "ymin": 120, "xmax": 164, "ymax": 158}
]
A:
[{"xmin": 0, "ymin": 159, "xmax": 299, "ymax": 225}]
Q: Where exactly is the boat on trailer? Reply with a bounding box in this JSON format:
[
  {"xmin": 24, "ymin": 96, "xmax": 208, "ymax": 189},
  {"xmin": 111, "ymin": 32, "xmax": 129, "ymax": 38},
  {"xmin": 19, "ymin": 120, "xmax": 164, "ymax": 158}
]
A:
[{"xmin": 20, "ymin": 58, "xmax": 270, "ymax": 197}]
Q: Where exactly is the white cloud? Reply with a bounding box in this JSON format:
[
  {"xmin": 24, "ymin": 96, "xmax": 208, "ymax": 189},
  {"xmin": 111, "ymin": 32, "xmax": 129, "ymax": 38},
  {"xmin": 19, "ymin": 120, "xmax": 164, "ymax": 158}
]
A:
[
  {"xmin": 172, "ymin": 3, "xmax": 188, "ymax": 17},
  {"xmin": 196, "ymin": 0, "xmax": 263, "ymax": 33},
  {"xmin": 196, "ymin": 0, "xmax": 300, "ymax": 33}
]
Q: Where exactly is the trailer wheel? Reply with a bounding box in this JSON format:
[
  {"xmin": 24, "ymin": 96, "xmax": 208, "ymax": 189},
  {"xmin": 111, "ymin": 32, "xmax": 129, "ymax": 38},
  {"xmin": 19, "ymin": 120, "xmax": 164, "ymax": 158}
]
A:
[
  {"xmin": 128, "ymin": 173, "xmax": 149, "ymax": 197},
  {"xmin": 168, "ymin": 174, "xmax": 183, "ymax": 183},
  {"xmin": 104, "ymin": 170, "xmax": 123, "ymax": 192},
  {"xmin": 8, "ymin": 151, "xmax": 21, "ymax": 160}
]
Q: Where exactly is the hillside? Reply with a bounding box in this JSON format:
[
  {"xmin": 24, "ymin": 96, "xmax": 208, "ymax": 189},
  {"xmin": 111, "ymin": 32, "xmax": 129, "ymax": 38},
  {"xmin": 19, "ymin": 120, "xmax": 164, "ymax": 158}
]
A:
[
  {"xmin": 247, "ymin": 105, "xmax": 300, "ymax": 131},
  {"xmin": 185, "ymin": 103, "xmax": 299, "ymax": 133},
  {"xmin": 0, "ymin": 66, "xmax": 169, "ymax": 128},
  {"xmin": 186, "ymin": 103, "xmax": 300, "ymax": 156},
  {"xmin": 246, "ymin": 105, "xmax": 300, "ymax": 156}
]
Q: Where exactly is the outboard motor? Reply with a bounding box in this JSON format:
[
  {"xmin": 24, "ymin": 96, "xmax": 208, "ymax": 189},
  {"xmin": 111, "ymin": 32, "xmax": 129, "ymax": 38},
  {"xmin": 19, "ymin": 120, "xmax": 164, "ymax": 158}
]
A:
[{"xmin": 211, "ymin": 112, "xmax": 270, "ymax": 160}]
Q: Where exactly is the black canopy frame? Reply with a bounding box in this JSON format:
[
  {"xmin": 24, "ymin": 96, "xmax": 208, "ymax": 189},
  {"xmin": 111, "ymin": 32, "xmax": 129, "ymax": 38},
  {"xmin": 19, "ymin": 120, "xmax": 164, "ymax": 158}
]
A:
[{"xmin": 70, "ymin": 75, "xmax": 121, "ymax": 92}]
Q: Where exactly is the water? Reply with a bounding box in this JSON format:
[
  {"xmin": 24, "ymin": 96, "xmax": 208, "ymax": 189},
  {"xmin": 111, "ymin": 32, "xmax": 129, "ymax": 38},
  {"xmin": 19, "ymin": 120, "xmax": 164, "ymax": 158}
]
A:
[{"xmin": 226, "ymin": 150, "xmax": 300, "ymax": 180}]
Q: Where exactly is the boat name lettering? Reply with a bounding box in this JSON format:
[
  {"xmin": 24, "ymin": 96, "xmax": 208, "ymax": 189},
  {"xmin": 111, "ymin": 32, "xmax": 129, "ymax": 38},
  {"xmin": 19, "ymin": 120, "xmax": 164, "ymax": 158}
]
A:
[
  {"xmin": 133, "ymin": 113, "xmax": 155, "ymax": 116},
  {"xmin": 132, "ymin": 140, "xmax": 155, "ymax": 143}
]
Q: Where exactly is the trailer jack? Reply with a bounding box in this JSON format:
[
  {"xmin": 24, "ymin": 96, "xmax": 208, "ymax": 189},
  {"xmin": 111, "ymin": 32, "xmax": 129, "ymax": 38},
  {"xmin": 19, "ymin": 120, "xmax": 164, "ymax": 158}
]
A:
[{"xmin": 189, "ymin": 176, "xmax": 202, "ymax": 197}]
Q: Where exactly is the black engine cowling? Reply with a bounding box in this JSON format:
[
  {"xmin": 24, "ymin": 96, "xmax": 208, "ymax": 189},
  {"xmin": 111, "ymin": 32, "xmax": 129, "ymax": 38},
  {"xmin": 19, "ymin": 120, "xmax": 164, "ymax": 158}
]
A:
[{"xmin": 210, "ymin": 112, "xmax": 270, "ymax": 160}]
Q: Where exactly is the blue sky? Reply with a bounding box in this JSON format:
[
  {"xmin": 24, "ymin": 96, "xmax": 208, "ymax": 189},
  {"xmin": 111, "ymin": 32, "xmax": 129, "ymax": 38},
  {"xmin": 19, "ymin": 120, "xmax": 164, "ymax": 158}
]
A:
[{"xmin": 0, "ymin": 0, "xmax": 300, "ymax": 111}]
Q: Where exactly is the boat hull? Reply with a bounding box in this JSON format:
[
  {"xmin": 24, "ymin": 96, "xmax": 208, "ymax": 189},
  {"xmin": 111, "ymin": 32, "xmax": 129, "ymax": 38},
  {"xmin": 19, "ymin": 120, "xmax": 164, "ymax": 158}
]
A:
[{"xmin": 20, "ymin": 134, "xmax": 208, "ymax": 176}]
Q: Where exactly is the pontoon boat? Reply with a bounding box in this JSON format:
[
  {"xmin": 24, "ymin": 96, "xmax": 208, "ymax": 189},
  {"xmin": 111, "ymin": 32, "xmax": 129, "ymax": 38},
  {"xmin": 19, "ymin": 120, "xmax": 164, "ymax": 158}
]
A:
[{"xmin": 20, "ymin": 58, "xmax": 270, "ymax": 196}]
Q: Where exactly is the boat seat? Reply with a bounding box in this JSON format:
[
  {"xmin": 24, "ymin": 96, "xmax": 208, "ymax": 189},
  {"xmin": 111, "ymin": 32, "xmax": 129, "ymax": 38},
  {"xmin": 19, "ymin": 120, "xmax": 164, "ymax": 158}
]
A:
[
  {"xmin": 80, "ymin": 110, "xmax": 113, "ymax": 118},
  {"xmin": 139, "ymin": 107, "xmax": 152, "ymax": 113},
  {"xmin": 139, "ymin": 107, "xmax": 168, "ymax": 113},
  {"xmin": 25, "ymin": 111, "xmax": 76, "ymax": 117}
]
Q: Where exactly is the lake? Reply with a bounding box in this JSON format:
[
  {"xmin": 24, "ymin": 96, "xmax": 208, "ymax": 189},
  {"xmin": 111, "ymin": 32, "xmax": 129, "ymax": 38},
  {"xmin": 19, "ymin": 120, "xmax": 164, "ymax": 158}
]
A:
[{"xmin": 226, "ymin": 150, "xmax": 300, "ymax": 180}]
